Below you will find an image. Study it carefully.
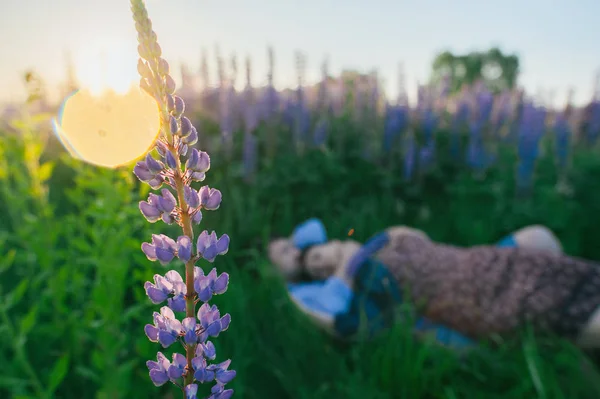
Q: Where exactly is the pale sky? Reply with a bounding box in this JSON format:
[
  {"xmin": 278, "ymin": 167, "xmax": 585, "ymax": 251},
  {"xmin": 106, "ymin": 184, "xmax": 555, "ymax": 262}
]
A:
[{"xmin": 1, "ymin": 0, "xmax": 598, "ymax": 107}]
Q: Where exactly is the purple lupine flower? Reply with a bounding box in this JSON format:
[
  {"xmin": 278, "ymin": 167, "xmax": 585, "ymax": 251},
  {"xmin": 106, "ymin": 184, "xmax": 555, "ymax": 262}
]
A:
[
  {"xmin": 131, "ymin": 1, "xmax": 235, "ymax": 396},
  {"xmin": 197, "ymin": 231, "xmax": 230, "ymax": 263},
  {"xmin": 313, "ymin": 118, "xmax": 329, "ymax": 147},
  {"xmin": 450, "ymin": 100, "xmax": 469, "ymax": 159},
  {"xmin": 421, "ymin": 108, "xmax": 438, "ymax": 143},
  {"xmin": 147, "ymin": 352, "xmax": 171, "ymax": 386},
  {"xmin": 262, "ymin": 46, "xmax": 279, "ymax": 122},
  {"xmin": 554, "ymin": 111, "xmax": 571, "ymax": 172},
  {"xmin": 403, "ymin": 133, "xmax": 416, "ymax": 180},
  {"xmin": 383, "ymin": 105, "xmax": 408, "ymax": 153},
  {"xmin": 242, "ymin": 77, "xmax": 259, "ymax": 181},
  {"xmin": 144, "ymin": 306, "xmax": 184, "ymax": 348},
  {"xmin": 195, "ymin": 267, "xmax": 229, "ymax": 302},
  {"xmin": 584, "ymin": 100, "xmax": 600, "ymax": 144},
  {"xmin": 418, "ymin": 139, "xmax": 436, "ymax": 172},
  {"xmin": 242, "ymin": 131, "xmax": 257, "ymax": 181},
  {"xmin": 516, "ymin": 103, "xmax": 545, "ymax": 191},
  {"xmin": 186, "ymin": 384, "xmax": 199, "ymax": 399}
]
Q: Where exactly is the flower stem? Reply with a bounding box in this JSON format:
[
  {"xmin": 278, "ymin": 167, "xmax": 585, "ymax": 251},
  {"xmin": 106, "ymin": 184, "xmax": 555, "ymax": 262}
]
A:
[{"xmin": 174, "ymin": 157, "xmax": 197, "ymax": 388}]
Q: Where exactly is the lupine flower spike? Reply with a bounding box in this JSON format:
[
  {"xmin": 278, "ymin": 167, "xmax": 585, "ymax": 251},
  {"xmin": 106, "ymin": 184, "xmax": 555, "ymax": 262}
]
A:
[{"xmin": 130, "ymin": 1, "xmax": 234, "ymax": 397}]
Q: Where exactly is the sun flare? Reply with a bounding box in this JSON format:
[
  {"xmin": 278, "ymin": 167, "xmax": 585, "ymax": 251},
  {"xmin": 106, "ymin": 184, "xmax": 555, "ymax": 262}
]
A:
[
  {"xmin": 73, "ymin": 41, "xmax": 140, "ymax": 96},
  {"xmin": 53, "ymin": 40, "xmax": 161, "ymax": 168}
]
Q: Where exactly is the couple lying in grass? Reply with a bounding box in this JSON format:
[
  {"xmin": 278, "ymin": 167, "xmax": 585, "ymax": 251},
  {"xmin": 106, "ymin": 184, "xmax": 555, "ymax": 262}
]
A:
[{"xmin": 268, "ymin": 219, "xmax": 600, "ymax": 350}]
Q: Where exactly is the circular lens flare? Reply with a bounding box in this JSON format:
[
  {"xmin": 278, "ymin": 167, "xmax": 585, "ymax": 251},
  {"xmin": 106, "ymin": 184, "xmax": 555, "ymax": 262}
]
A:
[{"xmin": 53, "ymin": 87, "xmax": 161, "ymax": 168}]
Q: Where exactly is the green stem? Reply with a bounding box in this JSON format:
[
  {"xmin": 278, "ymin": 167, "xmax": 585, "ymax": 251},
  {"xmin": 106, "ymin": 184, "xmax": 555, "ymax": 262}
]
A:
[
  {"xmin": 0, "ymin": 307, "xmax": 45, "ymax": 397},
  {"xmin": 173, "ymin": 167, "xmax": 197, "ymax": 389}
]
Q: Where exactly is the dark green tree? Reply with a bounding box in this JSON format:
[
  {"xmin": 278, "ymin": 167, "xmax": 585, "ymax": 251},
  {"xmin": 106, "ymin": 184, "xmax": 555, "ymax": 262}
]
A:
[{"xmin": 430, "ymin": 47, "xmax": 519, "ymax": 93}]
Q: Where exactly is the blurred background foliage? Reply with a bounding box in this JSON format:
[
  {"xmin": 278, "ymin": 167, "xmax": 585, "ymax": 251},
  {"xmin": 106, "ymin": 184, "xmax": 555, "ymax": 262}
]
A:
[{"xmin": 1, "ymin": 45, "xmax": 600, "ymax": 398}]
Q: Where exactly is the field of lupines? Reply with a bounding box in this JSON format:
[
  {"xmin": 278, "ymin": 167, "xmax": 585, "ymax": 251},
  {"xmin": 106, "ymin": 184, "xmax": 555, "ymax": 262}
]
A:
[{"xmin": 2, "ymin": 2, "xmax": 600, "ymax": 398}]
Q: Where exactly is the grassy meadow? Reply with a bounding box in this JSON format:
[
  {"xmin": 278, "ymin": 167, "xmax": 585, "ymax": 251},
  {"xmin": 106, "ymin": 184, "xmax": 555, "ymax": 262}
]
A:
[{"xmin": 1, "ymin": 106, "xmax": 600, "ymax": 399}]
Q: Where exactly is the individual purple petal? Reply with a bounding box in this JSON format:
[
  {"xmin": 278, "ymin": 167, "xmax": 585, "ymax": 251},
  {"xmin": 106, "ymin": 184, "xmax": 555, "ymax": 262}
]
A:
[
  {"xmin": 158, "ymin": 58, "xmax": 170, "ymax": 75},
  {"xmin": 167, "ymin": 353, "xmax": 186, "ymax": 380},
  {"xmin": 195, "ymin": 277, "xmax": 213, "ymax": 303},
  {"xmin": 154, "ymin": 274, "xmax": 174, "ymax": 291},
  {"xmin": 205, "ymin": 268, "xmax": 217, "ymax": 282},
  {"xmin": 147, "ymin": 352, "xmax": 171, "ymax": 387},
  {"xmin": 211, "ymin": 383, "xmax": 225, "ymax": 394},
  {"xmin": 144, "ymin": 281, "xmax": 169, "ymax": 304},
  {"xmin": 146, "ymin": 360, "xmax": 160, "ymax": 371},
  {"xmin": 158, "ymin": 189, "xmax": 177, "ymax": 213},
  {"xmin": 220, "ymin": 314, "xmax": 231, "ymax": 331},
  {"xmin": 137, "ymin": 58, "xmax": 153, "ymax": 79},
  {"xmin": 167, "ymin": 94, "xmax": 175, "ymax": 112},
  {"xmin": 170, "ymin": 116, "xmax": 178, "ymax": 135},
  {"xmin": 155, "ymin": 247, "xmax": 175, "ymax": 264},
  {"xmin": 156, "ymin": 140, "xmax": 169, "ymax": 157},
  {"xmin": 165, "ymin": 74, "xmax": 176, "ymax": 94},
  {"xmin": 195, "ymin": 368, "xmax": 215, "ymax": 384},
  {"xmin": 190, "ymin": 171, "xmax": 206, "ymax": 182},
  {"xmin": 199, "ymin": 187, "xmax": 222, "ymax": 210},
  {"xmin": 184, "ymin": 186, "xmax": 200, "ymax": 209},
  {"xmin": 144, "ymin": 324, "xmax": 159, "ymax": 341},
  {"xmin": 147, "ymin": 176, "xmax": 164, "ymax": 190},
  {"xmin": 158, "ymin": 330, "xmax": 178, "ymax": 348},
  {"xmin": 212, "ymin": 273, "xmax": 229, "ymax": 295},
  {"xmin": 145, "ymin": 153, "xmax": 164, "ymax": 173},
  {"xmin": 202, "ymin": 341, "xmax": 217, "ymax": 360},
  {"xmin": 148, "ymin": 368, "xmax": 169, "ymax": 387},
  {"xmin": 182, "ymin": 126, "xmax": 198, "ymax": 145},
  {"xmin": 192, "ymin": 354, "xmax": 206, "ymax": 370},
  {"xmin": 133, "ymin": 161, "xmax": 154, "ymax": 182},
  {"xmin": 205, "ymin": 189, "xmax": 222, "ymax": 210},
  {"xmin": 182, "ymin": 317, "xmax": 197, "ymax": 345},
  {"xmin": 165, "ymin": 270, "xmax": 184, "ymax": 286},
  {"xmin": 180, "ymin": 117, "xmax": 192, "ymax": 138},
  {"xmin": 173, "ymin": 96, "xmax": 185, "ymax": 116},
  {"xmin": 209, "ymin": 359, "xmax": 231, "ymax": 372},
  {"xmin": 213, "ymin": 389, "xmax": 234, "ymax": 399},
  {"xmin": 192, "ymin": 354, "xmax": 216, "ymax": 382},
  {"xmin": 168, "ymin": 294, "xmax": 186, "ymax": 312},
  {"xmin": 152, "ymin": 234, "xmax": 177, "ymax": 265},
  {"xmin": 178, "ymin": 143, "xmax": 188, "ymax": 157},
  {"xmin": 177, "ymin": 235, "xmax": 193, "ymax": 262},
  {"xmin": 192, "ymin": 210, "xmax": 203, "ymax": 224},
  {"xmin": 139, "ymin": 201, "xmax": 161, "ymax": 223},
  {"xmin": 186, "ymin": 148, "xmax": 199, "ymax": 171},
  {"xmin": 216, "ymin": 369, "xmax": 236, "ymax": 385},
  {"xmin": 165, "ymin": 151, "xmax": 178, "ymax": 169},
  {"xmin": 201, "ymin": 245, "xmax": 218, "ymax": 263},
  {"xmin": 141, "ymin": 242, "xmax": 157, "ymax": 261},
  {"xmin": 186, "ymin": 149, "xmax": 210, "ymax": 172},
  {"xmin": 206, "ymin": 321, "xmax": 222, "ymax": 337},
  {"xmin": 185, "ymin": 384, "xmax": 198, "ymax": 399},
  {"xmin": 215, "ymin": 235, "xmax": 230, "ymax": 256},
  {"xmin": 197, "ymin": 303, "xmax": 218, "ymax": 328},
  {"xmin": 196, "ymin": 231, "xmax": 211, "ymax": 253},
  {"xmin": 140, "ymin": 76, "xmax": 153, "ymax": 96}
]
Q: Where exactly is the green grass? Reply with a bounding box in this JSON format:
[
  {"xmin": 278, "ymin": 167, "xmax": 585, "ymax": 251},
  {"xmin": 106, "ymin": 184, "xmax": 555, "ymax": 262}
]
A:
[{"xmin": 1, "ymin": 118, "xmax": 600, "ymax": 399}]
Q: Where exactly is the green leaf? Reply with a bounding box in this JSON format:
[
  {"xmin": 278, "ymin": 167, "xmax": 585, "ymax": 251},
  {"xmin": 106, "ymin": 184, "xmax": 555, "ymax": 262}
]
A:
[
  {"xmin": 46, "ymin": 354, "xmax": 70, "ymax": 396},
  {"xmin": 18, "ymin": 305, "xmax": 39, "ymax": 337},
  {"xmin": 4, "ymin": 279, "xmax": 29, "ymax": 311},
  {"xmin": 38, "ymin": 162, "xmax": 54, "ymax": 183}
]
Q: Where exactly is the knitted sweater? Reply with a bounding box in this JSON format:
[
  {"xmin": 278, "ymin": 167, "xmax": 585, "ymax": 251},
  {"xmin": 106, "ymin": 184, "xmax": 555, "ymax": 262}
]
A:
[{"xmin": 374, "ymin": 234, "xmax": 600, "ymax": 339}]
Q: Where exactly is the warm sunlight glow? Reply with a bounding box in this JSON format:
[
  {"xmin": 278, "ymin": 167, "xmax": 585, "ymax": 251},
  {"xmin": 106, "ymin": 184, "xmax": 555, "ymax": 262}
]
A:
[
  {"xmin": 53, "ymin": 87, "xmax": 161, "ymax": 168},
  {"xmin": 74, "ymin": 41, "xmax": 140, "ymax": 96}
]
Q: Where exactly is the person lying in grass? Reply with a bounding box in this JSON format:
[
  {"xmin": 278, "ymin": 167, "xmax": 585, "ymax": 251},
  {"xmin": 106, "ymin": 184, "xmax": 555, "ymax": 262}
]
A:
[{"xmin": 268, "ymin": 220, "xmax": 600, "ymax": 349}]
